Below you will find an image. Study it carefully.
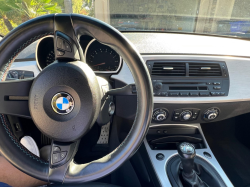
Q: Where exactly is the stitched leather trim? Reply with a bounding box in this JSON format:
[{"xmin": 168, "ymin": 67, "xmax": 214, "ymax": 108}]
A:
[
  {"xmin": 0, "ymin": 32, "xmax": 53, "ymax": 164},
  {"xmin": 0, "ymin": 114, "xmax": 48, "ymax": 164},
  {"xmin": 0, "ymin": 33, "xmax": 53, "ymax": 81}
]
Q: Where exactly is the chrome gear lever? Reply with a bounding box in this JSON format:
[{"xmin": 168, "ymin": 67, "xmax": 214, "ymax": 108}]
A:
[
  {"xmin": 178, "ymin": 142, "xmax": 207, "ymax": 187},
  {"xmin": 178, "ymin": 142, "xmax": 196, "ymax": 175}
]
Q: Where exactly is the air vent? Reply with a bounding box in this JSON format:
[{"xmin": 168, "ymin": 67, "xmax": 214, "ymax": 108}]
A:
[
  {"xmin": 189, "ymin": 63, "xmax": 222, "ymax": 76},
  {"xmin": 151, "ymin": 62, "xmax": 186, "ymax": 76}
]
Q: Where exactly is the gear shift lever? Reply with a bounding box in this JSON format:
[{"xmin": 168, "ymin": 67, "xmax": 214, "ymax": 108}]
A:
[
  {"xmin": 178, "ymin": 142, "xmax": 196, "ymax": 176},
  {"xmin": 178, "ymin": 142, "xmax": 207, "ymax": 187}
]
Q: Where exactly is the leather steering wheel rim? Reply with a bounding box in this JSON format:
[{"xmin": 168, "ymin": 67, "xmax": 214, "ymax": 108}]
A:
[{"xmin": 0, "ymin": 14, "xmax": 153, "ymax": 183}]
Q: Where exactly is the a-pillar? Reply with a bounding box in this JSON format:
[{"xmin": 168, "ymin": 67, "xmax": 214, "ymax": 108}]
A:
[{"xmin": 95, "ymin": 0, "xmax": 110, "ymax": 24}]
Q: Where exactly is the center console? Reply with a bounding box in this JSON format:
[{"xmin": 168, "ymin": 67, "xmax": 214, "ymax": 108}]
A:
[
  {"xmin": 143, "ymin": 124, "xmax": 233, "ymax": 187},
  {"xmin": 113, "ymin": 56, "xmax": 237, "ymax": 186},
  {"xmin": 142, "ymin": 58, "xmax": 234, "ymax": 186}
]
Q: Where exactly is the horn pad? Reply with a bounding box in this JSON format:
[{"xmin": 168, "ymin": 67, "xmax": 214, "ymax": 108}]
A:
[{"xmin": 29, "ymin": 61, "xmax": 101, "ymax": 142}]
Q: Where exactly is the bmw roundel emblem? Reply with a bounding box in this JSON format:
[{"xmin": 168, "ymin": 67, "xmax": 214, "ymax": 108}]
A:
[{"xmin": 51, "ymin": 92, "xmax": 74, "ymax": 115}]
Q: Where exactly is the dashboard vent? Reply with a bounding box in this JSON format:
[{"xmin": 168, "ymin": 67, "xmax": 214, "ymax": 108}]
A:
[
  {"xmin": 189, "ymin": 63, "xmax": 222, "ymax": 76},
  {"xmin": 151, "ymin": 62, "xmax": 186, "ymax": 76}
]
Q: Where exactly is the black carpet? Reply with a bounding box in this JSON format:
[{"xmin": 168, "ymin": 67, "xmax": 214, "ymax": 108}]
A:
[{"xmin": 201, "ymin": 117, "xmax": 250, "ymax": 187}]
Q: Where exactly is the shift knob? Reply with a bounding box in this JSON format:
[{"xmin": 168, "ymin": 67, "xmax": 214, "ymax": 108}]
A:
[{"xmin": 178, "ymin": 142, "xmax": 196, "ymax": 175}]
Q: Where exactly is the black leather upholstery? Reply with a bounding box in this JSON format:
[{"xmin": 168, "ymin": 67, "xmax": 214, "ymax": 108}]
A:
[{"xmin": 50, "ymin": 182, "xmax": 121, "ymax": 187}]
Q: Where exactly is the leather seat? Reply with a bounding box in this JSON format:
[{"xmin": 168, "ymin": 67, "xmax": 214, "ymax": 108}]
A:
[{"xmin": 50, "ymin": 182, "xmax": 121, "ymax": 187}]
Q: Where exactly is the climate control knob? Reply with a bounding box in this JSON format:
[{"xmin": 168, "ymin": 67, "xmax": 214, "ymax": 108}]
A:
[
  {"xmin": 203, "ymin": 107, "xmax": 219, "ymax": 121},
  {"xmin": 180, "ymin": 110, "xmax": 192, "ymax": 121},
  {"xmin": 152, "ymin": 108, "xmax": 168, "ymax": 122},
  {"xmin": 156, "ymin": 114, "xmax": 166, "ymax": 121}
]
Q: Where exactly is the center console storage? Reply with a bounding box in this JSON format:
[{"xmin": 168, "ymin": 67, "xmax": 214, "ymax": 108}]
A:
[{"xmin": 147, "ymin": 125, "xmax": 206, "ymax": 150}]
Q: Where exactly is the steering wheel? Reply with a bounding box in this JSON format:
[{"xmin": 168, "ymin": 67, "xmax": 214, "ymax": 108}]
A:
[{"xmin": 0, "ymin": 14, "xmax": 153, "ymax": 183}]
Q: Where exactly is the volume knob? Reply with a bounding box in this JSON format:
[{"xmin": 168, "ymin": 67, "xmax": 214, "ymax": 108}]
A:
[{"xmin": 154, "ymin": 82, "xmax": 162, "ymax": 90}]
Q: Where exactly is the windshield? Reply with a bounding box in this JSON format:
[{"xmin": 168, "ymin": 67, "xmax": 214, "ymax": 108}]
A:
[{"xmin": 0, "ymin": 0, "xmax": 250, "ymax": 39}]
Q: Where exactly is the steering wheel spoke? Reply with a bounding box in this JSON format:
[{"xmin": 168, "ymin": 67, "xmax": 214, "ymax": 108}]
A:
[
  {"xmin": 0, "ymin": 79, "xmax": 33, "ymax": 118},
  {"xmin": 54, "ymin": 14, "xmax": 84, "ymax": 62},
  {"xmin": 48, "ymin": 140, "xmax": 80, "ymax": 182}
]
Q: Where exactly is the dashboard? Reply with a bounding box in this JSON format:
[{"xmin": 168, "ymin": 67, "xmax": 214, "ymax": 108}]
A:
[{"xmin": 8, "ymin": 32, "xmax": 250, "ymax": 125}]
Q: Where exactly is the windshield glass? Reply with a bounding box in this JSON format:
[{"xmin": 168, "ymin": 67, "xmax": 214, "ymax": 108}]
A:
[{"xmin": 0, "ymin": 0, "xmax": 250, "ymax": 39}]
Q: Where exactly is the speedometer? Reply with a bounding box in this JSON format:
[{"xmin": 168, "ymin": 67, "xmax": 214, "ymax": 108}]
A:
[{"xmin": 85, "ymin": 40, "xmax": 122, "ymax": 73}]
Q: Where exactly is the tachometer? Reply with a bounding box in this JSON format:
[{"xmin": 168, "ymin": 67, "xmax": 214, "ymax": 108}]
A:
[
  {"xmin": 85, "ymin": 40, "xmax": 122, "ymax": 73},
  {"xmin": 36, "ymin": 36, "xmax": 55, "ymax": 70}
]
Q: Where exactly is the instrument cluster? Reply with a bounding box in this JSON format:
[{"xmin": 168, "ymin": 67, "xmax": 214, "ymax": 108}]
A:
[{"xmin": 36, "ymin": 37, "xmax": 122, "ymax": 73}]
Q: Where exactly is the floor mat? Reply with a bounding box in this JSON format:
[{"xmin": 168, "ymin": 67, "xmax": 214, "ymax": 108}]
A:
[{"xmin": 201, "ymin": 118, "xmax": 250, "ymax": 187}]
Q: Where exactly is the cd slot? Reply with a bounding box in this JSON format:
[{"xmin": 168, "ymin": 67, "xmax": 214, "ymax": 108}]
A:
[
  {"xmin": 163, "ymin": 82, "xmax": 206, "ymax": 85},
  {"xmin": 169, "ymin": 86, "xmax": 208, "ymax": 91}
]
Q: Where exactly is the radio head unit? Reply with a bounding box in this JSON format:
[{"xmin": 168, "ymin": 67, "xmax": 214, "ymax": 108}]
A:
[{"xmin": 146, "ymin": 60, "xmax": 229, "ymax": 97}]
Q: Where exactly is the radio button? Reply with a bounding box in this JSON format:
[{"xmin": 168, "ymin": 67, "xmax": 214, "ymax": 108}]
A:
[
  {"xmin": 156, "ymin": 92, "xmax": 162, "ymax": 96},
  {"xmin": 169, "ymin": 92, "xmax": 179, "ymax": 96},
  {"xmin": 210, "ymin": 92, "xmax": 216, "ymax": 96},
  {"xmin": 161, "ymin": 92, "xmax": 167, "ymax": 96},
  {"xmin": 200, "ymin": 92, "xmax": 209, "ymax": 96},
  {"xmin": 213, "ymin": 86, "xmax": 221, "ymax": 90},
  {"xmin": 180, "ymin": 92, "xmax": 189, "ymax": 96},
  {"xmin": 190, "ymin": 92, "xmax": 199, "ymax": 96}
]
